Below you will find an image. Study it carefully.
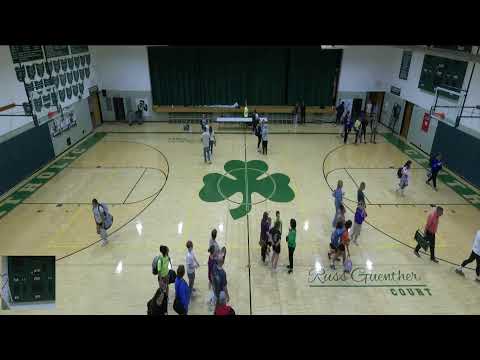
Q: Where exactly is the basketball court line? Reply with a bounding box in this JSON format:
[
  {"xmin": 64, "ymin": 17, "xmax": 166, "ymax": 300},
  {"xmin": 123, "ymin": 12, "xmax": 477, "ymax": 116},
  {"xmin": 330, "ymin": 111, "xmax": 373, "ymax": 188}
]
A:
[
  {"xmin": 321, "ymin": 141, "xmax": 477, "ymax": 272},
  {"xmin": 123, "ymin": 168, "xmax": 147, "ymax": 204},
  {"xmin": 0, "ymin": 132, "xmax": 107, "ymax": 220},
  {"xmin": 309, "ymin": 285, "xmax": 428, "ymax": 288},
  {"xmin": 344, "ymin": 168, "xmax": 372, "ymax": 204},
  {"xmin": 363, "ymin": 203, "xmax": 472, "ymax": 206},
  {"xmin": 3, "ymin": 125, "xmax": 479, "ymax": 314},
  {"xmin": 326, "ymin": 167, "xmax": 472, "ymax": 207},
  {"xmin": 20, "ymin": 167, "xmax": 166, "ymax": 206},
  {"xmin": 21, "ymin": 194, "xmax": 158, "ymax": 206},
  {"xmin": 2, "ymin": 127, "xmax": 477, "ymax": 280},
  {"xmin": 0, "ymin": 130, "xmax": 108, "ymax": 205},
  {"xmin": 383, "ymin": 132, "xmax": 480, "ymax": 211},
  {"xmin": 244, "ymin": 131, "xmax": 253, "ymax": 315},
  {"xmin": 0, "ymin": 131, "xmax": 171, "ymax": 262},
  {"xmin": 55, "ymin": 139, "xmax": 170, "ymax": 262},
  {"xmin": 326, "ymin": 166, "xmax": 426, "ymax": 170}
]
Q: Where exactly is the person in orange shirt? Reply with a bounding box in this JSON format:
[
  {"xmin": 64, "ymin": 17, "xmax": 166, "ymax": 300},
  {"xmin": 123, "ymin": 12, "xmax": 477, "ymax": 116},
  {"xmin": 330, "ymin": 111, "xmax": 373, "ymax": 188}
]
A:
[
  {"xmin": 414, "ymin": 206, "xmax": 443, "ymax": 263},
  {"xmin": 331, "ymin": 220, "xmax": 352, "ymax": 267}
]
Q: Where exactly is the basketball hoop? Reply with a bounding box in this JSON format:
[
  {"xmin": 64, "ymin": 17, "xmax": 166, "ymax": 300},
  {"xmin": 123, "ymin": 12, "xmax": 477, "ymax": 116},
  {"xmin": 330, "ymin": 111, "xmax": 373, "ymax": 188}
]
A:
[
  {"xmin": 432, "ymin": 112, "xmax": 445, "ymax": 120},
  {"xmin": 429, "ymin": 86, "xmax": 467, "ymax": 126},
  {"xmin": 48, "ymin": 111, "xmax": 58, "ymax": 119}
]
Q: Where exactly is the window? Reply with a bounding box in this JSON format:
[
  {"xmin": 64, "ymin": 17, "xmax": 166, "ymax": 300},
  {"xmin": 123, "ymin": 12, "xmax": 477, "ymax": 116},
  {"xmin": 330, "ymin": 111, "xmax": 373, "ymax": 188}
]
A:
[{"xmin": 399, "ymin": 51, "xmax": 412, "ymax": 80}]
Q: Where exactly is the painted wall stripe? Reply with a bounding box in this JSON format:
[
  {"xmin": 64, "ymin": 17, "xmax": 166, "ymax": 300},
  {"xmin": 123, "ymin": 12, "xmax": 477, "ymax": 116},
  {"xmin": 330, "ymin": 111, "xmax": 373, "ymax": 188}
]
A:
[{"xmin": 383, "ymin": 132, "xmax": 480, "ymax": 211}]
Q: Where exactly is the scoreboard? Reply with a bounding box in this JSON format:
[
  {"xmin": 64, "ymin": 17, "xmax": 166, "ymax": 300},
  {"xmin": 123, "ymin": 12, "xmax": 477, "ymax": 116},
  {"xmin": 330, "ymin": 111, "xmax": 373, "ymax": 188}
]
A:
[
  {"xmin": 8, "ymin": 256, "xmax": 55, "ymax": 303},
  {"xmin": 431, "ymin": 45, "xmax": 473, "ymax": 54},
  {"xmin": 418, "ymin": 54, "xmax": 468, "ymax": 100}
]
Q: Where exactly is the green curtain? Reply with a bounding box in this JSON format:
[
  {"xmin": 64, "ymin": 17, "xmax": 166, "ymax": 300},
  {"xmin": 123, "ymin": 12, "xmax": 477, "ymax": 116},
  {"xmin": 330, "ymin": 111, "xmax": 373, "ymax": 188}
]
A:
[
  {"xmin": 197, "ymin": 47, "xmax": 249, "ymax": 105},
  {"xmin": 246, "ymin": 47, "xmax": 288, "ymax": 105},
  {"xmin": 148, "ymin": 47, "xmax": 200, "ymax": 106},
  {"xmin": 148, "ymin": 47, "xmax": 341, "ymax": 106},
  {"xmin": 287, "ymin": 48, "xmax": 342, "ymax": 106}
]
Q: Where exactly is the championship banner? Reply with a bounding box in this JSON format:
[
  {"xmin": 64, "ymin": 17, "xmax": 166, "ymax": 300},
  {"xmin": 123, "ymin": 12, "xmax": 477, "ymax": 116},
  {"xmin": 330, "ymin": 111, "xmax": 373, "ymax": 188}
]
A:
[
  {"xmin": 49, "ymin": 104, "xmax": 77, "ymax": 138},
  {"xmin": 421, "ymin": 112, "xmax": 430, "ymax": 132},
  {"xmin": 30, "ymin": 86, "xmax": 59, "ymax": 125}
]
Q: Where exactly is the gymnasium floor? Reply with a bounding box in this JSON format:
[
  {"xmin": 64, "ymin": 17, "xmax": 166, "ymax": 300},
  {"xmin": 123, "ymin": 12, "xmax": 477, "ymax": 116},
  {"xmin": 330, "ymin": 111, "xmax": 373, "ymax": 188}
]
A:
[{"xmin": 1, "ymin": 121, "xmax": 479, "ymax": 315}]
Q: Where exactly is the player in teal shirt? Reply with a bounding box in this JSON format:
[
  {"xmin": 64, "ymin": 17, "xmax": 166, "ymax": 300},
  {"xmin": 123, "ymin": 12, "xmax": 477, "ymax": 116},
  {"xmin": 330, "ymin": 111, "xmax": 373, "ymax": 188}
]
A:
[{"xmin": 286, "ymin": 219, "xmax": 297, "ymax": 274}]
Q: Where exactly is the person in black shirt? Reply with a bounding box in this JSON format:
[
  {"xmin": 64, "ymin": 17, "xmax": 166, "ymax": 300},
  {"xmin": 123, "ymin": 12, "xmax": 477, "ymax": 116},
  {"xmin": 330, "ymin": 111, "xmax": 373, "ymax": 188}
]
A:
[
  {"xmin": 391, "ymin": 104, "xmax": 401, "ymax": 131},
  {"xmin": 270, "ymin": 219, "xmax": 282, "ymax": 270},
  {"xmin": 336, "ymin": 102, "xmax": 345, "ymax": 125},
  {"xmin": 360, "ymin": 112, "xmax": 368, "ymax": 144},
  {"xmin": 251, "ymin": 109, "xmax": 258, "ymax": 134},
  {"xmin": 300, "ymin": 101, "xmax": 306, "ymax": 124},
  {"xmin": 256, "ymin": 122, "xmax": 263, "ymax": 152},
  {"xmin": 260, "ymin": 212, "xmax": 270, "ymax": 263}
]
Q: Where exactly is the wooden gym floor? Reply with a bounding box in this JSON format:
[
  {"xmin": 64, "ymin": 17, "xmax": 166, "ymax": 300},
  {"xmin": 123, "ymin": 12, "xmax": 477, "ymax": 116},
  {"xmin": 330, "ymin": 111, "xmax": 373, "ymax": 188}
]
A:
[{"xmin": 0, "ymin": 122, "xmax": 479, "ymax": 314}]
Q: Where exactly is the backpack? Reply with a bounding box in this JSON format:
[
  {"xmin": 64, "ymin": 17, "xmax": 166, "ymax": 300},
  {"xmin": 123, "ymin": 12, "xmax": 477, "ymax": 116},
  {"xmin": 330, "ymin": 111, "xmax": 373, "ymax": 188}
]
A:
[
  {"xmin": 215, "ymin": 305, "xmax": 236, "ymax": 316},
  {"xmin": 397, "ymin": 167, "xmax": 403, "ymax": 178},
  {"xmin": 99, "ymin": 204, "xmax": 113, "ymax": 230},
  {"xmin": 147, "ymin": 298, "xmax": 153, "ymax": 315},
  {"xmin": 344, "ymin": 257, "xmax": 353, "ymax": 273},
  {"xmin": 168, "ymin": 269, "xmax": 176, "ymax": 284},
  {"xmin": 330, "ymin": 229, "xmax": 343, "ymax": 248},
  {"xmin": 152, "ymin": 255, "xmax": 160, "ymax": 275},
  {"xmin": 212, "ymin": 267, "xmax": 225, "ymax": 296}
]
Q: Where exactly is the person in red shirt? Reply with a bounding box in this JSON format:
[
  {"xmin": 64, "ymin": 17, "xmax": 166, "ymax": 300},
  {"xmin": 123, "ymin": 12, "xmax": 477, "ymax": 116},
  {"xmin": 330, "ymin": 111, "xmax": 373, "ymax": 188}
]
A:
[
  {"xmin": 414, "ymin": 206, "xmax": 443, "ymax": 263},
  {"xmin": 214, "ymin": 291, "xmax": 235, "ymax": 315},
  {"xmin": 330, "ymin": 220, "xmax": 352, "ymax": 267}
]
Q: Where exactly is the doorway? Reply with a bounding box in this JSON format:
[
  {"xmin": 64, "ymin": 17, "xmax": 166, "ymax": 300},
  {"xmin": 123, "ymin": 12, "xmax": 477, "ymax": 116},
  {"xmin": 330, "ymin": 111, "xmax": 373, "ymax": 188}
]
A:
[
  {"xmin": 366, "ymin": 92, "xmax": 385, "ymax": 122},
  {"xmin": 400, "ymin": 101, "xmax": 414, "ymax": 138},
  {"xmin": 113, "ymin": 97, "xmax": 126, "ymax": 121},
  {"xmin": 88, "ymin": 92, "xmax": 103, "ymax": 128},
  {"xmin": 352, "ymin": 98, "xmax": 363, "ymax": 119}
]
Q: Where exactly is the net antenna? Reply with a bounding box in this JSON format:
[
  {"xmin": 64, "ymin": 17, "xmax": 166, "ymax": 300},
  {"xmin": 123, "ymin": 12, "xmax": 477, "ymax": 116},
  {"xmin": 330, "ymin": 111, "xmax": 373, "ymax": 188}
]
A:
[
  {"xmin": 0, "ymin": 102, "xmax": 33, "ymax": 117},
  {"xmin": 0, "ymin": 86, "xmax": 64, "ymax": 126}
]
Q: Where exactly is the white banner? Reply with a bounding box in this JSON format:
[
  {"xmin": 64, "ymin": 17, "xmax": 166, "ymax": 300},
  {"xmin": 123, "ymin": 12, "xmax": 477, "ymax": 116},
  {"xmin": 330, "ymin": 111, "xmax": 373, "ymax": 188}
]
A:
[{"xmin": 48, "ymin": 104, "xmax": 77, "ymax": 138}]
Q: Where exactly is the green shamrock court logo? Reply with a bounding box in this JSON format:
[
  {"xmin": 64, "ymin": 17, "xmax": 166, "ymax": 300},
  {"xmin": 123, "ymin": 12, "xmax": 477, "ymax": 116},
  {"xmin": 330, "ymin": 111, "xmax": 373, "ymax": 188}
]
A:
[{"xmin": 199, "ymin": 160, "xmax": 295, "ymax": 220}]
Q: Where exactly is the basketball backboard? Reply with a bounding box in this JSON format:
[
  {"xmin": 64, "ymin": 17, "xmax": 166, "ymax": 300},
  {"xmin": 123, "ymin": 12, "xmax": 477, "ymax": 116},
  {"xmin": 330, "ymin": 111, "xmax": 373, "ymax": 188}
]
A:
[{"xmin": 430, "ymin": 86, "xmax": 480, "ymax": 127}]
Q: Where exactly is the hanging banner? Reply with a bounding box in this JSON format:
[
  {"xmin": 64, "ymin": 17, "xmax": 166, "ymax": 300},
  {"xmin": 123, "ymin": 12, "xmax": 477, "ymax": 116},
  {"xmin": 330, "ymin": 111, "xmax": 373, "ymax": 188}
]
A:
[
  {"xmin": 49, "ymin": 105, "xmax": 77, "ymax": 138},
  {"xmin": 10, "ymin": 45, "xmax": 44, "ymax": 63},
  {"xmin": 421, "ymin": 112, "xmax": 430, "ymax": 132},
  {"xmin": 31, "ymin": 86, "xmax": 59, "ymax": 125}
]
